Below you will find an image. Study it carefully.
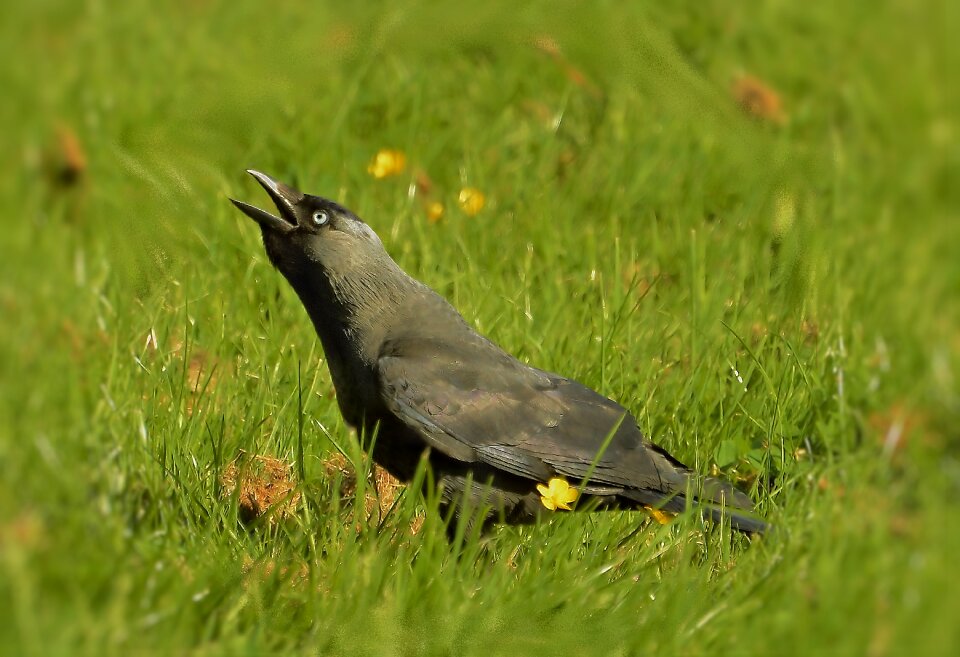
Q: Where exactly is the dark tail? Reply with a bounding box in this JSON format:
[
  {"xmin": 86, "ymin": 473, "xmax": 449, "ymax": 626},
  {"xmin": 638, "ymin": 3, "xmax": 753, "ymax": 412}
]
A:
[
  {"xmin": 696, "ymin": 475, "xmax": 769, "ymax": 533},
  {"xmin": 620, "ymin": 474, "xmax": 769, "ymax": 534},
  {"xmin": 696, "ymin": 500, "xmax": 769, "ymax": 534}
]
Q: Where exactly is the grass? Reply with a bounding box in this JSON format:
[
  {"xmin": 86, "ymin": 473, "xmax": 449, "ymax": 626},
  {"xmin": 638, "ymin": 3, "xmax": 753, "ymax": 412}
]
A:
[{"xmin": 1, "ymin": 1, "xmax": 957, "ymax": 655}]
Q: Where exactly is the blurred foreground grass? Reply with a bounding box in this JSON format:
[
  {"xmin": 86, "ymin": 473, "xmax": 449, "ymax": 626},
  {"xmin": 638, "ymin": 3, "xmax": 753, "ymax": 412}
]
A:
[{"xmin": 0, "ymin": 1, "xmax": 957, "ymax": 655}]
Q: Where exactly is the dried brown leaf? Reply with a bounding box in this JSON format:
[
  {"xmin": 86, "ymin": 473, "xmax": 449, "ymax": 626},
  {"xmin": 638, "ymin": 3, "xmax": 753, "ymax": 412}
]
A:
[{"xmin": 733, "ymin": 75, "xmax": 786, "ymax": 124}]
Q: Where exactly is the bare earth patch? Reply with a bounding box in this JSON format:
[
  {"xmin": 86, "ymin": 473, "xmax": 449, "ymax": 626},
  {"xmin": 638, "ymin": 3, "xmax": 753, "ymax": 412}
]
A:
[
  {"xmin": 321, "ymin": 452, "xmax": 423, "ymax": 534},
  {"xmin": 221, "ymin": 452, "xmax": 301, "ymax": 525}
]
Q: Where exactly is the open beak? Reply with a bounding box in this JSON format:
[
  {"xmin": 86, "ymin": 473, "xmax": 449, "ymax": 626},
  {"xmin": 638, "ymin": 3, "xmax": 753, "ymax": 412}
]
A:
[{"xmin": 230, "ymin": 170, "xmax": 304, "ymax": 233}]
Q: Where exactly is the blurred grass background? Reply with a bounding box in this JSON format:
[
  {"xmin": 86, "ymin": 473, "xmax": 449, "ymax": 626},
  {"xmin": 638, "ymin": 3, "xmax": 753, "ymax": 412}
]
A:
[{"xmin": 1, "ymin": 1, "xmax": 957, "ymax": 655}]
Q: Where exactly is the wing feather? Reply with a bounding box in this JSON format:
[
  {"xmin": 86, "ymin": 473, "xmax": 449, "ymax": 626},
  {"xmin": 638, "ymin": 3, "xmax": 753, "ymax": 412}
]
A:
[{"xmin": 377, "ymin": 334, "xmax": 688, "ymax": 494}]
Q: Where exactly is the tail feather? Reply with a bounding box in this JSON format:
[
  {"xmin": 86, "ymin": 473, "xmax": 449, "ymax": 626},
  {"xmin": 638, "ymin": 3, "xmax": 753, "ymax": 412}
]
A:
[
  {"xmin": 697, "ymin": 475, "xmax": 769, "ymax": 532},
  {"xmin": 619, "ymin": 475, "xmax": 768, "ymax": 534},
  {"xmin": 701, "ymin": 504, "xmax": 769, "ymax": 534},
  {"xmin": 700, "ymin": 475, "xmax": 755, "ymax": 510}
]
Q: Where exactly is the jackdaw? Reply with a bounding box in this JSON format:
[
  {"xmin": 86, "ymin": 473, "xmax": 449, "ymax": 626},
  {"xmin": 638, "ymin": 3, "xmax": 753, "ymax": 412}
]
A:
[{"xmin": 231, "ymin": 170, "xmax": 766, "ymax": 534}]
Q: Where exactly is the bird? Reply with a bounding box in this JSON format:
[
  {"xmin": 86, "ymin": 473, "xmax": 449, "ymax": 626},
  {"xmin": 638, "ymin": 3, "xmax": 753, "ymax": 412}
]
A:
[{"xmin": 230, "ymin": 170, "xmax": 767, "ymax": 535}]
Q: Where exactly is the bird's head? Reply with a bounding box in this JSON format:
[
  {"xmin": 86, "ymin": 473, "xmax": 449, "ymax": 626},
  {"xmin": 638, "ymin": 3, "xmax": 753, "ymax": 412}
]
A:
[{"xmin": 230, "ymin": 170, "xmax": 387, "ymax": 285}]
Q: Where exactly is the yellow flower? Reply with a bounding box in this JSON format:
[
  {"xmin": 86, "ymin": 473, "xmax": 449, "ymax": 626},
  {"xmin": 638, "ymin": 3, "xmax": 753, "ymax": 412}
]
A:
[
  {"xmin": 426, "ymin": 201, "xmax": 444, "ymax": 223},
  {"xmin": 643, "ymin": 505, "xmax": 673, "ymax": 525},
  {"xmin": 367, "ymin": 149, "xmax": 407, "ymax": 179},
  {"xmin": 537, "ymin": 477, "xmax": 579, "ymax": 511},
  {"xmin": 457, "ymin": 187, "xmax": 485, "ymax": 216}
]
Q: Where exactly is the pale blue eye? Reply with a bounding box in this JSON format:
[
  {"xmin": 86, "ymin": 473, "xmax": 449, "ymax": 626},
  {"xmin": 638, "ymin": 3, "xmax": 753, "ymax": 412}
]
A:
[{"xmin": 312, "ymin": 210, "xmax": 329, "ymax": 227}]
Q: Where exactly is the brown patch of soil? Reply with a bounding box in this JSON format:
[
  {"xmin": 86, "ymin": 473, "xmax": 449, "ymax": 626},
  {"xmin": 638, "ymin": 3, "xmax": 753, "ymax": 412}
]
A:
[{"xmin": 221, "ymin": 452, "xmax": 301, "ymax": 525}]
